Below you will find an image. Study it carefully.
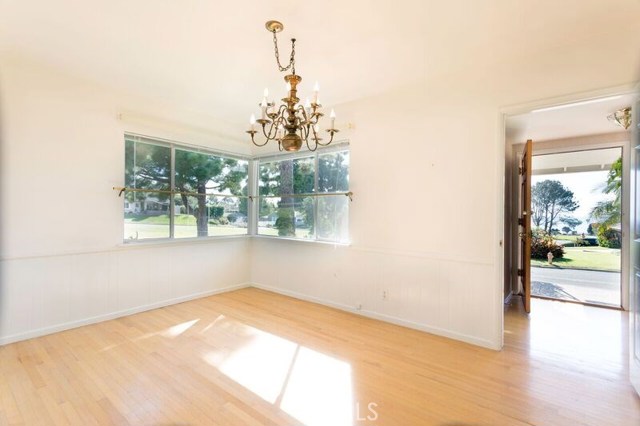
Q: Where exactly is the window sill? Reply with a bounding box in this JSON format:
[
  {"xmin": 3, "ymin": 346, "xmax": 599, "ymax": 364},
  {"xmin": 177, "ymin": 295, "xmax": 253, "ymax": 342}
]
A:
[
  {"xmin": 118, "ymin": 234, "xmax": 250, "ymax": 249},
  {"xmin": 250, "ymin": 234, "xmax": 351, "ymax": 247}
]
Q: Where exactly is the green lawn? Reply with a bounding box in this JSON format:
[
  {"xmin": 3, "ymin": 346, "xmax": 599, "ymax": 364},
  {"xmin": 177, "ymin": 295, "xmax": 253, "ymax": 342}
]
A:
[
  {"xmin": 124, "ymin": 223, "xmax": 248, "ymax": 239},
  {"xmin": 257, "ymin": 227, "xmax": 311, "ymax": 239},
  {"xmin": 531, "ymin": 246, "xmax": 620, "ymax": 272},
  {"xmin": 123, "ymin": 216, "xmax": 311, "ymax": 240},
  {"xmin": 553, "ymin": 235, "xmax": 580, "ymax": 242},
  {"xmin": 125, "ymin": 214, "xmax": 200, "ymax": 225}
]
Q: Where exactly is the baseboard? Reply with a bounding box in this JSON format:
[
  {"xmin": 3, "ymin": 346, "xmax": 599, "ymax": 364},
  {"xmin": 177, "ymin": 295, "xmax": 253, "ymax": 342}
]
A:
[
  {"xmin": 250, "ymin": 283, "xmax": 501, "ymax": 350},
  {"xmin": 2, "ymin": 281, "xmax": 501, "ymax": 350},
  {"xmin": 0, "ymin": 282, "xmax": 251, "ymax": 346}
]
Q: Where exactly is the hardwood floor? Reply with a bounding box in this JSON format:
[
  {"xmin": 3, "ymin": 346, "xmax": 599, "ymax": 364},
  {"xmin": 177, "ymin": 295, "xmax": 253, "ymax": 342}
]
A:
[{"xmin": 1, "ymin": 288, "xmax": 639, "ymax": 425}]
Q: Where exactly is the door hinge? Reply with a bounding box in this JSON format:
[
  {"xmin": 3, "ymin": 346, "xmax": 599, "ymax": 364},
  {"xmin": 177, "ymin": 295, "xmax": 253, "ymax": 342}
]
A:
[{"xmin": 517, "ymin": 269, "xmax": 524, "ymax": 277}]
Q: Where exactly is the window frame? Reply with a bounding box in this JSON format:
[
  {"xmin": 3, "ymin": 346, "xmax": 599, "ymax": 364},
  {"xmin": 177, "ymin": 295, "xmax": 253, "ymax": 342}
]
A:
[
  {"xmin": 122, "ymin": 133, "xmax": 349, "ymax": 245},
  {"xmin": 254, "ymin": 142, "xmax": 350, "ymax": 244},
  {"xmin": 123, "ymin": 133, "xmax": 252, "ymax": 243}
]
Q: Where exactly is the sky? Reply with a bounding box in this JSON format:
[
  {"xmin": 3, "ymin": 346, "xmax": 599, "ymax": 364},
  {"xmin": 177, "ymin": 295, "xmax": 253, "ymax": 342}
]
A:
[{"xmin": 531, "ymin": 170, "xmax": 615, "ymax": 234}]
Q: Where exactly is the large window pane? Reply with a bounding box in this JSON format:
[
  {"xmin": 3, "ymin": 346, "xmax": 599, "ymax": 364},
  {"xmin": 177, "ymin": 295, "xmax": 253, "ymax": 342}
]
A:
[
  {"xmin": 124, "ymin": 139, "xmax": 171, "ymax": 240},
  {"xmin": 257, "ymin": 196, "xmax": 313, "ymax": 239},
  {"xmin": 173, "ymin": 194, "xmax": 200, "ymax": 238},
  {"xmin": 124, "ymin": 136, "xmax": 248, "ymax": 241},
  {"xmin": 257, "ymin": 149, "xmax": 349, "ymax": 243},
  {"xmin": 317, "ymin": 195, "xmax": 349, "ymax": 242},
  {"xmin": 258, "ymin": 156, "xmax": 315, "ymax": 239},
  {"xmin": 319, "ymin": 151, "xmax": 349, "ymax": 192},
  {"xmin": 174, "ymin": 149, "xmax": 249, "ymax": 238},
  {"xmin": 125, "ymin": 139, "xmax": 171, "ymax": 191},
  {"xmin": 124, "ymin": 191, "xmax": 171, "ymax": 240},
  {"xmin": 208, "ymin": 195, "xmax": 249, "ymax": 236},
  {"xmin": 259, "ymin": 156, "xmax": 315, "ymax": 196}
]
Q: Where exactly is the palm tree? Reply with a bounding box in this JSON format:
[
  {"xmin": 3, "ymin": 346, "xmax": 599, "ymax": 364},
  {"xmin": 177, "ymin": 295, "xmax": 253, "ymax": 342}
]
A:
[{"xmin": 589, "ymin": 157, "xmax": 621, "ymax": 227}]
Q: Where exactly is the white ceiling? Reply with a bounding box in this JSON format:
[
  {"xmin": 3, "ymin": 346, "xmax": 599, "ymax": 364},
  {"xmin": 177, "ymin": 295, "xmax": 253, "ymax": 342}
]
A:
[
  {"xmin": 1, "ymin": 1, "xmax": 639, "ymax": 127},
  {"xmin": 506, "ymin": 93, "xmax": 635, "ymax": 144}
]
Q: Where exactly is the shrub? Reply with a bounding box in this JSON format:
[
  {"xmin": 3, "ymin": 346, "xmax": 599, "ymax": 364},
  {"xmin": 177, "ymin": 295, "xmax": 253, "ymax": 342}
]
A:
[
  {"xmin": 210, "ymin": 206, "xmax": 224, "ymax": 219},
  {"xmin": 530, "ymin": 230, "xmax": 564, "ymax": 260},
  {"xmin": 208, "ymin": 216, "xmax": 229, "ymax": 225},
  {"xmin": 597, "ymin": 225, "xmax": 621, "ymax": 248}
]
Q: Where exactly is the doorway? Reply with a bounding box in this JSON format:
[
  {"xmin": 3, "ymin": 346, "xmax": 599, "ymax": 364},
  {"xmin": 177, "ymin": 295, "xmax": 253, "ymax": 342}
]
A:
[
  {"xmin": 503, "ymin": 91, "xmax": 634, "ymax": 312},
  {"xmin": 530, "ymin": 147, "xmax": 622, "ymax": 308}
]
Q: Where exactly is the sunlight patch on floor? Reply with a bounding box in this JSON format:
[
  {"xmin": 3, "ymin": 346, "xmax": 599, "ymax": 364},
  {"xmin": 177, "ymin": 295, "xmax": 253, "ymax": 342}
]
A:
[
  {"xmin": 163, "ymin": 319, "xmax": 199, "ymax": 337},
  {"xmin": 280, "ymin": 347, "xmax": 353, "ymax": 426},
  {"xmin": 217, "ymin": 327, "xmax": 298, "ymax": 403},
  {"xmin": 201, "ymin": 314, "xmax": 225, "ymax": 333},
  {"xmin": 528, "ymin": 299, "xmax": 624, "ymax": 369},
  {"xmin": 204, "ymin": 320, "xmax": 354, "ymax": 425}
]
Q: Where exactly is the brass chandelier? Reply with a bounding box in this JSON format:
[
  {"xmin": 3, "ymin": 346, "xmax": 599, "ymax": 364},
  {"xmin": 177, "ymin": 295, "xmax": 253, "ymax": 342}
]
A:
[{"xmin": 246, "ymin": 20, "xmax": 338, "ymax": 152}]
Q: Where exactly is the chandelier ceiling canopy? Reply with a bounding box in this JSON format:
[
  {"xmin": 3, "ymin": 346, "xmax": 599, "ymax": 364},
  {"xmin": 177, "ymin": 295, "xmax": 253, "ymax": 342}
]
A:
[{"xmin": 246, "ymin": 20, "xmax": 339, "ymax": 152}]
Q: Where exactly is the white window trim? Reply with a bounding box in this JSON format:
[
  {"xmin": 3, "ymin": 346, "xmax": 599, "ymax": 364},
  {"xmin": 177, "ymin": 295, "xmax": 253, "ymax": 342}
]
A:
[
  {"xmin": 254, "ymin": 143, "xmax": 351, "ymax": 244},
  {"xmin": 123, "ymin": 133, "xmax": 350, "ymax": 245}
]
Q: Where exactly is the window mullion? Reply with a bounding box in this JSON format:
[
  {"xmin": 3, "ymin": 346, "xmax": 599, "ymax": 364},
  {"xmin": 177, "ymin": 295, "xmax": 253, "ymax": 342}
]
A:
[
  {"xmin": 313, "ymin": 152, "xmax": 319, "ymax": 241},
  {"xmin": 170, "ymin": 144, "xmax": 176, "ymax": 239},
  {"xmin": 248, "ymin": 159, "xmax": 258, "ymax": 235}
]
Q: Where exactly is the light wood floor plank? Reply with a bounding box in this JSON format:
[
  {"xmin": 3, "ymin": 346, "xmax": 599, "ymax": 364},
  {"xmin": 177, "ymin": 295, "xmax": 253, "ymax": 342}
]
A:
[{"xmin": 1, "ymin": 288, "xmax": 639, "ymax": 425}]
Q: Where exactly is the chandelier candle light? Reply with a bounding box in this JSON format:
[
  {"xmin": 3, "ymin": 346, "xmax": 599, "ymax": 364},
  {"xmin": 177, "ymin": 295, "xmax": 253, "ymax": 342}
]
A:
[{"xmin": 246, "ymin": 20, "xmax": 339, "ymax": 152}]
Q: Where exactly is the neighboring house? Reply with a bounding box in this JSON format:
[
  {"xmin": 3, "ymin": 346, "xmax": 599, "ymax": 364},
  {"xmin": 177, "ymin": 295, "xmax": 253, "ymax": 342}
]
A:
[
  {"xmin": 124, "ymin": 201, "xmax": 142, "ymax": 213},
  {"xmin": 124, "ymin": 197, "xmax": 173, "ymax": 214}
]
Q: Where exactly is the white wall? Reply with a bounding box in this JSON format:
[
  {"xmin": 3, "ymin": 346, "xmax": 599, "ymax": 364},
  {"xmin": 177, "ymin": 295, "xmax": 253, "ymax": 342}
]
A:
[
  {"xmin": 250, "ymin": 37, "xmax": 640, "ymax": 349},
  {"xmin": 0, "ymin": 55, "xmax": 252, "ymax": 344},
  {"xmin": 2, "ymin": 16, "xmax": 639, "ymax": 350}
]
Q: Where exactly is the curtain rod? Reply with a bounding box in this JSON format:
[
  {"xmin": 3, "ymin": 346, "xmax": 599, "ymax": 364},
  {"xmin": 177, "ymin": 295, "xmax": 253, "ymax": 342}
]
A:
[{"xmin": 113, "ymin": 187, "xmax": 353, "ymax": 201}]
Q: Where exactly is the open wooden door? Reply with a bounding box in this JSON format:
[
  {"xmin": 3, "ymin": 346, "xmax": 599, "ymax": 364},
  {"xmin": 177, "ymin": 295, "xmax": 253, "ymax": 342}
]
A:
[
  {"xmin": 631, "ymin": 100, "xmax": 640, "ymax": 396},
  {"xmin": 518, "ymin": 139, "xmax": 533, "ymax": 313}
]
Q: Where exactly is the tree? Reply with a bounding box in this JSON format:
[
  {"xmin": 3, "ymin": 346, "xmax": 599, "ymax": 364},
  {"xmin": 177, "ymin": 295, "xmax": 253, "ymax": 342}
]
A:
[
  {"xmin": 562, "ymin": 226, "xmax": 571, "ymax": 234},
  {"xmin": 258, "ymin": 158, "xmax": 315, "ymax": 237},
  {"xmin": 590, "ymin": 157, "xmax": 622, "ymax": 227},
  {"xmin": 129, "ymin": 142, "xmax": 246, "ymax": 237},
  {"xmin": 531, "ymin": 180, "xmax": 579, "ymax": 234},
  {"xmin": 275, "ymin": 160, "xmax": 295, "ymax": 236},
  {"xmin": 560, "ymin": 216, "xmax": 582, "ymax": 232},
  {"xmin": 174, "ymin": 151, "xmax": 246, "ymax": 237},
  {"xmin": 257, "ymin": 154, "xmax": 348, "ymax": 238}
]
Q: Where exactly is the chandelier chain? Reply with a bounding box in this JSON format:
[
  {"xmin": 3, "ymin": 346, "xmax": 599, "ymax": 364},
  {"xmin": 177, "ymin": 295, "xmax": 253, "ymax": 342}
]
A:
[{"xmin": 272, "ymin": 30, "xmax": 296, "ymax": 74}]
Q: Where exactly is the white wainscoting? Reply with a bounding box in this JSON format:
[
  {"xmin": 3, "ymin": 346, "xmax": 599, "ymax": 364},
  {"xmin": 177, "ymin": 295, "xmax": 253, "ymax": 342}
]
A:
[
  {"xmin": 250, "ymin": 238, "xmax": 501, "ymax": 349},
  {"xmin": 0, "ymin": 238, "xmax": 251, "ymax": 345}
]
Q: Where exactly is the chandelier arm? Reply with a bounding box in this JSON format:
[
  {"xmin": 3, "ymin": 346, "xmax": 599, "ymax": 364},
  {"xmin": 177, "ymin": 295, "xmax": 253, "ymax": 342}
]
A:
[
  {"xmin": 250, "ymin": 132, "xmax": 271, "ymax": 147},
  {"xmin": 295, "ymin": 105, "xmax": 310, "ymax": 126},
  {"xmin": 318, "ymin": 131, "xmax": 336, "ymax": 146},
  {"xmin": 261, "ymin": 121, "xmax": 275, "ymax": 140},
  {"xmin": 299, "ymin": 123, "xmax": 309, "ymax": 144},
  {"xmin": 305, "ymin": 137, "xmax": 318, "ymax": 152},
  {"xmin": 310, "ymin": 121, "xmax": 322, "ymax": 140}
]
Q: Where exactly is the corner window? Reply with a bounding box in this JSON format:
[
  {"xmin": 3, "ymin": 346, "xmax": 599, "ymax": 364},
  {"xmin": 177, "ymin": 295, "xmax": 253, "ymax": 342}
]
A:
[
  {"xmin": 124, "ymin": 135, "xmax": 249, "ymax": 241},
  {"xmin": 257, "ymin": 148, "xmax": 350, "ymax": 243}
]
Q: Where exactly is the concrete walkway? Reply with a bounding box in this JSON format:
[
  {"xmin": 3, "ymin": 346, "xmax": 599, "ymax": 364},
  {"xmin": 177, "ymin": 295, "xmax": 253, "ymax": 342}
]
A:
[{"xmin": 531, "ymin": 266, "xmax": 621, "ymax": 307}]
